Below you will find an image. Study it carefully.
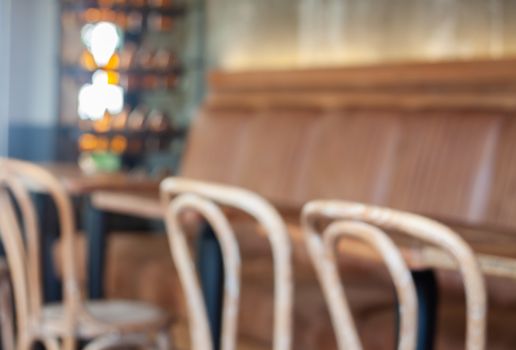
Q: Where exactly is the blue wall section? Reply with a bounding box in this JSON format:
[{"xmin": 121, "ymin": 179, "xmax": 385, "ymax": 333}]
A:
[
  {"xmin": 8, "ymin": 125, "xmax": 57, "ymax": 162},
  {"xmin": 7, "ymin": 125, "xmax": 77, "ymax": 162},
  {"xmin": 4, "ymin": 0, "xmax": 60, "ymax": 160}
]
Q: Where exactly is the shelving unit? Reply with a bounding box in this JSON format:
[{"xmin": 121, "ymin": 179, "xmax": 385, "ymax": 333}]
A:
[
  {"xmin": 57, "ymin": 0, "xmax": 195, "ymax": 170},
  {"xmin": 61, "ymin": 65, "xmax": 183, "ymax": 96},
  {"xmin": 62, "ymin": 65, "xmax": 183, "ymax": 76},
  {"xmin": 61, "ymin": 2, "xmax": 187, "ymax": 17}
]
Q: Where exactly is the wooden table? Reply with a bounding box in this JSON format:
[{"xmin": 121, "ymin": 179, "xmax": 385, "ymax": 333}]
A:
[
  {"xmin": 91, "ymin": 189, "xmax": 516, "ymax": 279},
  {"xmin": 34, "ymin": 163, "xmax": 160, "ymax": 302},
  {"xmin": 91, "ymin": 189, "xmax": 516, "ymax": 350},
  {"xmin": 92, "ymin": 190, "xmax": 516, "ymax": 282},
  {"xmin": 40, "ymin": 163, "xmax": 160, "ymax": 195}
]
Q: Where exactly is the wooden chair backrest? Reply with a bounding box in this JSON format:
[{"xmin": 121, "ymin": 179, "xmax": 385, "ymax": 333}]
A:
[
  {"xmin": 302, "ymin": 200, "xmax": 487, "ymax": 350},
  {"xmin": 302, "ymin": 217, "xmax": 417, "ymax": 350},
  {"xmin": 0, "ymin": 158, "xmax": 81, "ymax": 345},
  {"xmin": 160, "ymin": 177, "xmax": 292, "ymax": 350}
]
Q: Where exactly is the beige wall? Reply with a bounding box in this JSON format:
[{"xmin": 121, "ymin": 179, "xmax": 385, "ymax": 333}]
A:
[{"xmin": 207, "ymin": 0, "xmax": 516, "ymax": 70}]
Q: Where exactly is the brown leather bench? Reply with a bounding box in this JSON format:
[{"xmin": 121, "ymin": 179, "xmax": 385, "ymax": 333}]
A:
[{"xmin": 92, "ymin": 58, "xmax": 516, "ymax": 349}]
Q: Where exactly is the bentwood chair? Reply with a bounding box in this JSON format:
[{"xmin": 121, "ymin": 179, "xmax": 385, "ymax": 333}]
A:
[
  {"xmin": 302, "ymin": 200, "xmax": 487, "ymax": 350},
  {"xmin": 0, "ymin": 158, "xmax": 171, "ymax": 350},
  {"xmin": 0, "ymin": 259, "xmax": 15, "ymax": 350},
  {"xmin": 160, "ymin": 177, "xmax": 293, "ymax": 350}
]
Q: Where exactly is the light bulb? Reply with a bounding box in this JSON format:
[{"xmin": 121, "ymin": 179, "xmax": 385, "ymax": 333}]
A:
[
  {"xmin": 78, "ymin": 70, "xmax": 124, "ymax": 120},
  {"xmin": 87, "ymin": 22, "xmax": 121, "ymax": 67}
]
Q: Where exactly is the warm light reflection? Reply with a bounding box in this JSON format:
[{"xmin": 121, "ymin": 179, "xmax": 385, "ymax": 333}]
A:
[
  {"xmin": 105, "ymin": 70, "xmax": 120, "ymax": 84},
  {"xmin": 78, "ymin": 70, "xmax": 124, "ymax": 120},
  {"xmin": 78, "ymin": 22, "xmax": 124, "ymax": 121},
  {"xmin": 209, "ymin": 0, "xmax": 516, "ymax": 71},
  {"xmin": 80, "ymin": 51, "xmax": 97, "ymax": 71},
  {"xmin": 81, "ymin": 22, "xmax": 121, "ymax": 67},
  {"xmin": 111, "ymin": 135, "xmax": 128, "ymax": 154},
  {"xmin": 97, "ymin": 137, "xmax": 110, "ymax": 151},
  {"xmin": 93, "ymin": 114, "xmax": 112, "ymax": 133},
  {"xmin": 103, "ymin": 53, "xmax": 120, "ymax": 71},
  {"xmin": 78, "ymin": 133, "xmax": 97, "ymax": 151}
]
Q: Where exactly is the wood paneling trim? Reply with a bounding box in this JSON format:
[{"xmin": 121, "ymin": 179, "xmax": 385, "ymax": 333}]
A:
[
  {"xmin": 205, "ymin": 91, "xmax": 516, "ymax": 112},
  {"xmin": 209, "ymin": 58, "xmax": 516, "ymax": 92}
]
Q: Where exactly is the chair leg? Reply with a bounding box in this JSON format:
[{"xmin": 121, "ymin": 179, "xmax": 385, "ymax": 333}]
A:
[
  {"xmin": 62, "ymin": 335, "xmax": 77, "ymax": 350},
  {"xmin": 83, "ymin": 335, "xmax": 117, "ymax": 350},
  {"xmin": 155, "ymin": 327, "xmax": 172, "ymax": 350},
  {"xmin": 0, "ymin": 279, "xmax": 14, "ymax": 350},
  {"xmin": 41, "ymin": 337, "xmax": 60, "ymax": 350},
  {"xmin": 84, "ymin": 333, "xmax": 152, "ymax": 350}
]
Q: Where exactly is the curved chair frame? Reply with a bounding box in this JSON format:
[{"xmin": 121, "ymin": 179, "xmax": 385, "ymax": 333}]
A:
[
  {"xmin": 302, "ymin": 200, "xmax": 486, "ymax": 350},
  {"xmin": 306, "ymin": 219, "xmax": 417, "ymax": 350},
  {"xmin": 0, "ymin": 260, "xmax": 15, "ymax": 350},
  {"xmin": 161, "ymin": 177, "xmax": 293, "ymax": 350},
  {"xmin": 0, "ymin": 158, "xmax": 170, "ymax": 350}
]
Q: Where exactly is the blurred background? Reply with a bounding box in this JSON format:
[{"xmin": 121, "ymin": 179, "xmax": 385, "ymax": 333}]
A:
[
  {"xmin": 1, "ymin": 0, "xmax": 515, "ymax": 169},
  {"xmin": 2, "ymin": 1, "xmax": 516, "ymax": 349}
]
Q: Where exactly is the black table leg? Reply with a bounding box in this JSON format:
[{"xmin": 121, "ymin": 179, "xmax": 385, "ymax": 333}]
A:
[
  {"xmin": 34, "ymin": 193, "xmax": 62, "ymax": 302},
  {"xmin": 42, "ymin": 234, "xmax": 62, "ymax": 302},
  {"xmin": 412, "ymin": 269, "xmax": 438, "ymax": 350},
  {"xmin": 85, "ymin": 200, "xmax": 107, "ymax": 299},
  {"xmin": 197, "ymin": 223, "xmax": 224, "ymax": 350}
]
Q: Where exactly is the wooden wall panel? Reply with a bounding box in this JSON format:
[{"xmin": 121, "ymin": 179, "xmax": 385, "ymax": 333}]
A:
[
  {"xmin": 235, "ymin": 109, "xmax": 320, "ymax": 205},
  {"xmin": 180, "ymin": 109, "xmax": 255, "ymax": 184},
  {"xmin": 295, "ymin": 112, "xmax": 400, "ymax": 205},
  {"xmin": 386, "ymin": 113, "xmax": 502, "ymax": 222},
  {"xmin": 485, "ymin": 116, "xmax": 516, "ymax": 228},
  {"xmin": 184, "ymin": 59, "xmax": 516, "ymax": 230}
]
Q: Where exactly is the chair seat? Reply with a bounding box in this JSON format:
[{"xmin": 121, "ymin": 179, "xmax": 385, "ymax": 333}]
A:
[{"xmin": 42, "ymin": 299, "xmax": 170, "ymax": 339}]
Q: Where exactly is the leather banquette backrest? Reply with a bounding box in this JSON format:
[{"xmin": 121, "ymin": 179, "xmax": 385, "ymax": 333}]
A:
[{"xmin": 180, "ymin": 59, "xmax": 516, "ymax": 232}]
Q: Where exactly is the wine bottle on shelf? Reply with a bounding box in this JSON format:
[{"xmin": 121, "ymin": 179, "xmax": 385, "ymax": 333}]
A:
[
  {"xmin": 152, "ymin": 48, "xmax": 176, "ymax": 69},
  {"xmin": 119, "ymin": 73, "xmax": 140, "ymax": 91},
  {"xmin": 134, "ymin": 46, "xmax": 154, "ymax": 69},
  {"xmin": 115, "ymin": 12, "xmax": 128, "ymax": 30},
  {"xmin": 127, "ymin": 105, "xmax": 148, "ymax": 130},
  {"xmin": 129, "ymin": 0, "xmax": 146, "ymax": 8},
  {"xmin": 111, "ymin": 108, "xmax": 129, "ymax": 130},
  {"xmin": 148, "ymin": 0, "xmax": 173, "ymax": 8},
  {"xmin": 126, "ymin": 11, "xmax": 143, "ymax": 33},
  {"xmin": 78, "ymin": 133, "xmax": 97, "ymax": 152},
  {"xmin": 119, "ymin": 43, "xmax": 137, "ymax": 69},
  {"xmin": 96, "ymin": 136, "xmax": 110, "ymax": 151},
  {"xmin": 164, "ymin": 74, "xmax": 179, "ymax": 89},
  {"xmin": 110, "ymin": 135, "xmax": 128, "ymax": 154},
  {"xmin": 147, "ymin": 109, "xmax": 170, "ymax": 132},
  {"xmin": 141, "ymin": 74, "xmax": 158, "ymax": 90},
  {"xmin": 148, "ymin": 12, "xmax": 174, "ymax": 31},
  {"xmin": 93, "ymin": 113, "xmax": 112, "ymax": 133},
  {"xmin": 98, "ymin": 0, "xmax": 116, "ymax": 7}
]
